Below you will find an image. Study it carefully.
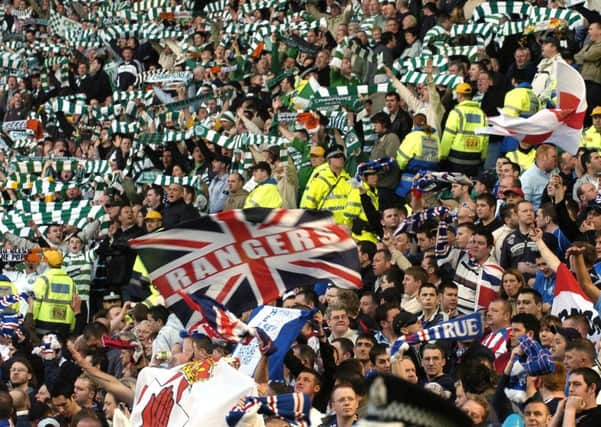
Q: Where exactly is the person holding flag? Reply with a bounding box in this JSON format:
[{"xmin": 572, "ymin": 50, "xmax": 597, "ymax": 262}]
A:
[
  {"xmin": 437, "ymin": 227, "xmax": 503, "ymax": 315},
  {"xmin": 531, "ymin": 228, "xmax": 601, "ymax": 344}
]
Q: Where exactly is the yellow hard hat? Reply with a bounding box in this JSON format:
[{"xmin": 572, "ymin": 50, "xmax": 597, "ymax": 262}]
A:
[
  {"xmin": 591, "ymin": 106, "xmax": 601, "ymax": 117},
  {"xmin": 44, "ymin": 249, "xmax": 63, "ymax": 267},
  {"xmin": 144, "ymin": 209, "xmax": 162, "ymax": 220}
]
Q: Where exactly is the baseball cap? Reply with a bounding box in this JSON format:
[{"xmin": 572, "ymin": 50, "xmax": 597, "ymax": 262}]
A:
[
  {"xmin": 454, "ymin": 82, "xmax": 472, "ymax": 95},
  {"xmin": 38, "ymin": 419, "xmax": 60, "ymax": 427},
  {"xmin": 591, "ymin": 106, "xmax": 601, "ymax": 117},
  {"xmin": 310, "ymin": 145, "xmax": 325, "ymax": 157},
  {"xmin": 503, "ymin": 187, "xmax": 525, "ymax": 198},
  {"xmin": 44, "ymin": 250, "xmax": 63, "ymax": 267},
  {"xmin": 392, "ymin": 311, "xmax": 419, "ymax": 335},
  {"xmin": 144, "ymin": 210, "xmax": 162, "ymax": 220}
]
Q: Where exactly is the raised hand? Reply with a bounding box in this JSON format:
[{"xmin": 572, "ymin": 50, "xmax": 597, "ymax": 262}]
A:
[{"xmin": 142, "ymin": 386, "xmax": 175, "ymax": 427}]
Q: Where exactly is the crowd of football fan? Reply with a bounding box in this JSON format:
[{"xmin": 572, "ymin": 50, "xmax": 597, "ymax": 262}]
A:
[{"xmin": 2, "ymin": 0, "xmax": 601, "ymax": 426}]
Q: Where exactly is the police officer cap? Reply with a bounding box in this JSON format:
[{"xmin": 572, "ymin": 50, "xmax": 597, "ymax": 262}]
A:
[
  {"xmin": 326, "ymin": 145, "xmax": 346, "ymax": 159},
  {"xmin": 358, "ymin": 375, "xmax": 473, "ymax": 427}
]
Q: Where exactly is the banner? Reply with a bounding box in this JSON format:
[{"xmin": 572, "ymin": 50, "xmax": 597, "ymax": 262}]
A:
[
  {"xmin": 1, "ymin": 119, "xmax": 43, "ymax": 139},
  {"xmin": 233, "ymin": 305, "xmax": 314, "ymax": 380},
  {"xmin": 137, "ymin": 70, "xmax": 192, "ymax": 86},
  {"xmin": 551, "ymin": 264, "xmax": 601, "ymax": 341},
  {"xmin": 163, "ymin": 93, "xmax": 215, "ymax": 112},
  {"xmin": 308, "ymin": 95, "xmax": 364, "ymax": 111},
  {"xmin": 283, "ymin": 35, "xmax": 319, "ymax": 56},
  {"xmin": 478, "ymin": 62, "xmax": 586, "ymax": 154},
  {"xmin": 390, "ymin": 312, "xmax": 484, "ymax": 355},
  {"xmin": 129, "ymin": 208, "xmax": 362, "ymax": 316},
  {"xmin": 130, "ymin": 359, "xmax": 257, "ymax": 427}
]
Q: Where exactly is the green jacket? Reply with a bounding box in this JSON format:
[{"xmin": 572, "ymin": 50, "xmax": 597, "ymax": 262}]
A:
[{"xmin": 329, "ymin": 68, "xmax": 361, "ymax": 87}]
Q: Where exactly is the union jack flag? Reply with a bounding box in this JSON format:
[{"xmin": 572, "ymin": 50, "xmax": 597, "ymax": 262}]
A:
[
  {"xmin": 177, "ymin": 291, "xmax": 275, "ymax": 355},
  {"xmin": 129, "ymin": 209, "xmax": 361, "ymax": 325}
]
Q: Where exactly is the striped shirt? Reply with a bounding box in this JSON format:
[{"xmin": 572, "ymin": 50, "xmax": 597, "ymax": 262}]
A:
[
  {"xmin": 481, "ymin": 327, "xmax": 511, "ymax": 359},
  {"xmin": 63, "ymin": 249, "xmax": 97, "ymax": 302},
  {"xmin": 452, "ymin": 253, "xmax": 503, "ymax": 314}
]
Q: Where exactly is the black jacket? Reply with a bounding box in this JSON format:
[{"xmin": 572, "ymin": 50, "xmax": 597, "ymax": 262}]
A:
[
  {"xmin": 86, "ymin": 70, "xmax": 113, "ymax": 103},
  {"xmin": 162, "ymin": 199, "xmax": 201, "ymax": 229},
  {"xmin": 103, "ymin": 225, "xmax": 145, "ymax": 288},
  {"xmin": 389, "ymin": 109, "xmax": 412, "ymax": 141},
  {"xmin": 480, "ymin": 86, "xmax": 506, "ymax": 117}
]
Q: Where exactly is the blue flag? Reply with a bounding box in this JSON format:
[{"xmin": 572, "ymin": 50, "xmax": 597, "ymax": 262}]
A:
[
  {"xmin": 391, "ymin": 312, "xmax": 483, "ymax": 355},
  {"xmin": 233, "ymin": 305, "xmax": 315, "ymax": 381}
]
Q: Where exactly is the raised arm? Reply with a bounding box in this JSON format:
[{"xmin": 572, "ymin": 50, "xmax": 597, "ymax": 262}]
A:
[
  {"xmin": 566, "ymin": 246, "xmax": 601, "ymax": 302},
  {"xmin": 384, "ymin": 66, "xmax": 421, "ymax": 114},
  {"xmin": 531, "ymin": 228, "xmax": 561, "ymax": 272},
  {"xmin": 67, "ymin": 341, "xmax": 135, "ymax": 407}
]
